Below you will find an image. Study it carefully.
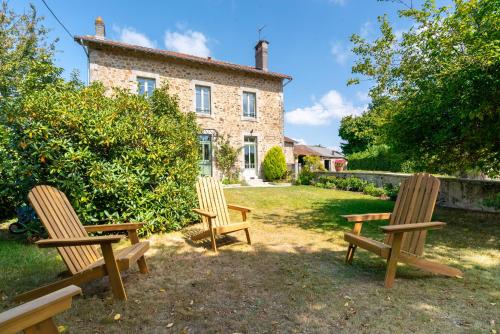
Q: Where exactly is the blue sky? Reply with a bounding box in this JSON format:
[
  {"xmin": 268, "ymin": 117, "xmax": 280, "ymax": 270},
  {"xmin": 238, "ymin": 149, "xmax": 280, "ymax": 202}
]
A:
[{"xmin": 13, "ymin": 0, "xmax": 430, "ymax": 151}]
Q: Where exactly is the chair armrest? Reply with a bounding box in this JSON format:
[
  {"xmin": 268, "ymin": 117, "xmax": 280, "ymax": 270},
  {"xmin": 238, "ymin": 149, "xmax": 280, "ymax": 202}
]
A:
[
  {"xmin": 36, "ymin": 235, "xmax": 123, "ymax": 248},
  {"xmin": 84, "ymin": 222, "xmax": 145, "ymax": 233},
  {"xmin": 381, "ymin": 222, "xmax": 446, "ymax": 234},
  {"xmin": 227, "ymin": 204, "xmax": 252, "ymax": 213},
  {"xmin": 0, "ymin": 285, "xmax": 81, "ymax": 333},
  {"xmin": 342, "ymin": 213, "xmax": 392, "ymax": 222},
  {"xmin": 192, "ymin": 208, "xmax": 216, "ymax": 219}
]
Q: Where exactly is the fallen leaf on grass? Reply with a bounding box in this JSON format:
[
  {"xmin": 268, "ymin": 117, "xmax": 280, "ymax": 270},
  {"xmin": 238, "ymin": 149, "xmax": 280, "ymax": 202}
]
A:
[
  {"xmin": 159, "ymin": 288, "xmax": 166, "ymax": 292},
  {"xmin": 166, "ymin": 322, "xmax": 174, "ymax": 328},
  {"xmin": 58, "ymin": 325, "xmax": 67, "ymax": 332},
  {"xmin": 114, "ymin": 314, "xmax": 121, "ymax": 321}
]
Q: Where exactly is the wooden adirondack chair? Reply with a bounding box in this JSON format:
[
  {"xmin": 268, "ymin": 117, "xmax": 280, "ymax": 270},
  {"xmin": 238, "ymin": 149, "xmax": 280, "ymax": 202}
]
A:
[
  {"xmin": 191, "ymin": 176, "xmax": 252, "ymax": 252},
  {"xmin": 15, "ymin": 185, "xmax": 150, "ymax": 302},
  {"xmin": 0, "ymin": 285, "xmax": 81, "ymax": 334},
  {"xmin": 343, "ymin": 173, "xmax": 463, "ymax": 288}
]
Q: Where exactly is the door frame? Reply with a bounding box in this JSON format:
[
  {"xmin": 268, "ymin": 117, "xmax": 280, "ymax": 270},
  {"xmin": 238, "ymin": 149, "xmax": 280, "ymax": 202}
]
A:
[
  {"xmin": 198, "ymin": 134, "xmax": 213, "ymax": 176},
  {"xmin": 242, "ymin": 135, "xmax": 258, "ymax": 179}
]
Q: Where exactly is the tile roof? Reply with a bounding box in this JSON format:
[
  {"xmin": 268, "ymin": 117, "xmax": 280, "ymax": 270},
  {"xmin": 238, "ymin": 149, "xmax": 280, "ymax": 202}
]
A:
[
  {"xmin": 284, "ymin": 136, "xmax": 298, "ymax": 144},
  {"xmin": 294, "ymin": 145, "xmax": 345, "ymax": 158},
  {"xmin": 75, "ymin": 35, "xmax": 292, "ymax": 80}
]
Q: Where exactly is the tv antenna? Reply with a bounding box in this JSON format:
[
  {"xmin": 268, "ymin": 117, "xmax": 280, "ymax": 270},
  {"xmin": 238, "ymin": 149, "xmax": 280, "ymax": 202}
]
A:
[{"xmin": 258, "ymin": 25, "xmax": 266, "ymax": 40}]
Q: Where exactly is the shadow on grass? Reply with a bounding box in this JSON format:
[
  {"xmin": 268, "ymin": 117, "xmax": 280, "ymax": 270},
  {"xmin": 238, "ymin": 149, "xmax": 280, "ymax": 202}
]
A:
[{"xmin": 252, "ymin": 196, "xmax": 499, "ymax": 252}]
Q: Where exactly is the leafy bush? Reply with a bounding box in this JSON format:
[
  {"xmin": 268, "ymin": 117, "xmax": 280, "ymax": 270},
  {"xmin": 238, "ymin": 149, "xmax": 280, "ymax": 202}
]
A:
[
  {"xmin": 313, "ymin": 175, "xmax": 393, "ymax": 199},
  {"xmin": 262, "ymin": 146, "xmax": 287, "ymax": 181},
  {"xmin": 1, "ymin": 81, "xmax": 200, "ymax": 235},
  {"xmin": 214, "ymin": 135, "xmax": 241, "ymax": 183},
  {"xmin": 383, "ymin": 183, "xmax": 400, "ymax": 201},
  {"xmin": 362, "ymin": 183, "xmax": 385, "ymax": 197},
  {"xmin": 347, "ymin": 144, "xmax": 409, "ymax": 172},
  {"xmin": 483, "ymin": 193, "xmax": 500, "ymax": 210}
]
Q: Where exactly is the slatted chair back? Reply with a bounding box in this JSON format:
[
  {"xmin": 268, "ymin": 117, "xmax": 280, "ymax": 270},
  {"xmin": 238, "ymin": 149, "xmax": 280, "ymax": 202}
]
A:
[
  {"xmin": 384, "ymin": 173, "xmax": 440, "ymax": 256},
  {"xmin": 196, "ymin": 177, "xmax": 231, "ymax": 228},
  {"xmin": 28, "ymin": 185, "xmax": 101, "ymax": 275}
]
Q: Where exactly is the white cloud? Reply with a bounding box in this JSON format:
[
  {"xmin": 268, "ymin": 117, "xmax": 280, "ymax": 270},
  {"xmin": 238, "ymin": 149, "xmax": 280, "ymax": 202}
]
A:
[
  {"xmin": 113, "ymin": 25, "xmax": 156, "ymax": 48},
  {"xmin": 164, "ymin": 29, "xmax": 210, "ymax": 57},
  {"xmin": 330, "ymin": 42, "xmax": 351, "ymax": 65},
  {"xmin": 292, "ymin": 138, "xmax": 307, "ymax": 145},
  {"xmin": 285, "ymin": 90, "xmax": 365, "ymax": 126},
  {"xmin": 356, "ymin": 91, "xmax": 370, "ymax": 103},
  {"xmin": 360, "ymin": 21, "xmax": 374, "ymax": 39}
]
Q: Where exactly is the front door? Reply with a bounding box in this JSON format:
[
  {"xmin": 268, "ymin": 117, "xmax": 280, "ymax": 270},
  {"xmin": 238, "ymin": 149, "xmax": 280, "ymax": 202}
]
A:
[
  {"xmin": 198, "ymin": 134, "xmax": 212, "ymax": 176},
  {"xmin": 243, "ymin": 136, "xmax": 257, "ymax": 179}
]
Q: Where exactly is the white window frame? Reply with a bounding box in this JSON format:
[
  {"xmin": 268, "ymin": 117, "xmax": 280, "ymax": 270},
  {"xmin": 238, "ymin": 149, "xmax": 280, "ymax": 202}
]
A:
[
  {"xmin": 137, "ymin": 77, "xmax": 156, "ymax": 97},
  {"xmin": 129, "ymin": 70, "xmax": 161, "ymax": 95},
  {"xmin": 239, "ymin": 87, "xmax": 259, "ymax": 122},
  {"xmin": 191, "ymin": 80, "xmax": 215, "ymax": 118},
  {"xmin": 242, "ymin": 91, "xmax": 257, "ymax": 118}
]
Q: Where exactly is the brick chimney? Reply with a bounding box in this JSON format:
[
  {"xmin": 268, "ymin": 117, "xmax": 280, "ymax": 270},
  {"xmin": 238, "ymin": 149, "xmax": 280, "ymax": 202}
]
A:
[
  {"xmin": 255, "ymin": 40, "xmax": 269, "ymax": 71},
  {"xmin": 95, "ymin": 16, "xmax": 105, "ymax": 39}
]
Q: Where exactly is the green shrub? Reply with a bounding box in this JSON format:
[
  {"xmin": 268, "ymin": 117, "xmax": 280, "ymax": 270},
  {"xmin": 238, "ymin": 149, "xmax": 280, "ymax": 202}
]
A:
[
  {"xmin": 214, "ymin": 135, "xmax": 241, "ymax": 183},
  {"xmin": 383, "ymin": 183, "xmax": 400, "ymax": 201},
  {"xmin": 362, "ymin": 183, "xmax": 386, "ymax": 197},
  {"xmin": 1, "ymin": 81, "xmax": 200, "ymax": 235},
  {"xmin": 483, "ymin": 193, "xmax": 500, "ymax": 210},
  {"xmin": 262, "ymin": 146, "xmax": 287, "ymax": 181},
  {"xmin": 347, "ymin": 144, "xmax": 408, "ymax": 172}
]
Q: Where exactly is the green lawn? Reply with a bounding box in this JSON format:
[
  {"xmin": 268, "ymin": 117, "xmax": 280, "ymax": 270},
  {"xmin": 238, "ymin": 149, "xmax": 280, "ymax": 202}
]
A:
[{"xmin": 0, "ymin": 186, "xmax": 498, "ymax": 333}]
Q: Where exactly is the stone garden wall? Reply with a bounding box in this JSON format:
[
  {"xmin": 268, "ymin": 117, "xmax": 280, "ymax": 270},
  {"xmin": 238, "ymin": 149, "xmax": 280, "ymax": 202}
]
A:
[{"xmin": 317, "ymin": 171, "xmax": 500, "ymax": 213}]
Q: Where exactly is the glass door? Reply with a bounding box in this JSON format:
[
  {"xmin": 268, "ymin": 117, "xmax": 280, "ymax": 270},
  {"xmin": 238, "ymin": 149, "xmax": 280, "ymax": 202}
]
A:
[
  {"xmin": 243, "ymin": 136, "xmax": 257, "ymax": 179},
  {"xmin": 198, "ymin": 134, "xmax": 212, "ymax": 176}
]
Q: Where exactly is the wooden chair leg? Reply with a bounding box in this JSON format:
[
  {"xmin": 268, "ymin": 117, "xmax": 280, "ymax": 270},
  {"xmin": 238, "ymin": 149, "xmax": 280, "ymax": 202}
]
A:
[
  {"xmin": 345, "ymin": 244, "xmax": 356, "ymax": 264},
  {"xmin": 137, "ymin": 256, "xmax": 149, "ymax": 274},
  {"xmin": 128, "ymin": 230, "xmax": 149, "ymax": 274},
  {"xmin": 384, "ymin": 233, "xmax": 404, "ymax": 288},
  {"xmin": 210, "ymin": 229, "xmax": 218, "ymax": 252},
  {"xmin": 24, "ymin": 318, "xmax": 59, "ymax": 334},
  {"xmin": 244, "ymin": 228, "xmax": 251, "ymax": 245},
  {"xmin": 101, "ymin": 244, "xmax": 127, "ymax": 300}
]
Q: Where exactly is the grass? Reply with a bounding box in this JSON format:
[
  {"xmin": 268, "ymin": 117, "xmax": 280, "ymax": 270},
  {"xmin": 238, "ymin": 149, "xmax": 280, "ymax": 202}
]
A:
[{"xmin": 1, "ymin": 186, "xmax": 499, "ymax": 333}]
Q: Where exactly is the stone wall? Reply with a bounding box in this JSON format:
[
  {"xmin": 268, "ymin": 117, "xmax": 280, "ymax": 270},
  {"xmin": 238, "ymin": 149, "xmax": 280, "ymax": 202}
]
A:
[
  {"xmin": 317, "ymin": 171, "xmax": 500, "ymax": 213},
  {"xmin": 284, "ymin": 142, "xmax": 295, "ymax": 165},
  {"xmin": 88, "ymin": 47, "xmax": 285, "ymax": 179}
]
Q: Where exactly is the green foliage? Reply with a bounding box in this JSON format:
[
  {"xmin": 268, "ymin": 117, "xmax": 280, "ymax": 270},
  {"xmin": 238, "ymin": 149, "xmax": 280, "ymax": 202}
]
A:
[
  {"xmin": 296, "ymin": 156, "xmax": 325, "ymax": 185},
  {"xmin": 483, "ymin": 193, "xmax": 500, "ymax": 210},
  {"xmin": 262, "ymin": 146, "xmax": 287, "ymax": 181},
  {"xmin": 0, "ymin": 2, "xmax": 61, "ymax": 99},
  {"xmin": 347, "ymin": 144, "xmax": 408, "ymax": 172},
  {"xmin": 1, "ymin": 81, "xmax": 200, "ymax": 234},
  {"xmin": 339, "ymin": 113, "xmax": 380, "ymax": 155},
  {"xmin": 214, "ymin": 135, "xmax": 241, "ymax": 183},
  {"xmin": 313, "ymin": 175, "xmax": 394, "ymax": 199},
  {"xmin": 346, "ymin": 0, "xmax": 500, "ymax": 177}
]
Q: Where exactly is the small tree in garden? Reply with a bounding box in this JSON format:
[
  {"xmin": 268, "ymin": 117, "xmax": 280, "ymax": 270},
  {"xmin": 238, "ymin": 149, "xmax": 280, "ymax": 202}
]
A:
[
  {"xmin": 214, "ymin": 135, "xmax": 241, "ymax": 183},
  {"xmin": 262, "ymin": 146, "xmax": 287, "ymax": 181}
]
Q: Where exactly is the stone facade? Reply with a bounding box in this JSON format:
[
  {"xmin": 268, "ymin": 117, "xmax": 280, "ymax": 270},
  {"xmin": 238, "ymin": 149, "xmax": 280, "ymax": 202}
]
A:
[{"xmin": 86, "ymin": 47, "xmax": 287, "ymax": 180}]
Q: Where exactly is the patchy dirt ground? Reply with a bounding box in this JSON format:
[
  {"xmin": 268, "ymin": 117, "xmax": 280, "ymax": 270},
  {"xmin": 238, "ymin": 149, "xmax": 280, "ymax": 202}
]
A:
[{"xmin": 2, "ymin": 186, "xmax": 499, "ymax": 333}]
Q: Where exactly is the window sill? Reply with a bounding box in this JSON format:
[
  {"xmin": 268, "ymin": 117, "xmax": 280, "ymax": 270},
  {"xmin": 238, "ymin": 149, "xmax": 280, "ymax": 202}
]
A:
[
  {"xmin": 196, "ymin": 113, "xmax": 214, "ymax": 119},
  {"xmin": 241, "ymin": 117, "xmax": 258, "ymax": 122}
]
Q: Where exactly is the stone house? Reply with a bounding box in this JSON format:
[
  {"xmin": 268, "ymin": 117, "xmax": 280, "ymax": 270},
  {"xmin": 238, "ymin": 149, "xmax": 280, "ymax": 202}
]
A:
[
  {"xmin": 76, "ymin": 17, "xmax": 292, "ymax": 180},
  {"xmin": 294, "ymin": 145, "xmax": 346, "ymax": 171}
]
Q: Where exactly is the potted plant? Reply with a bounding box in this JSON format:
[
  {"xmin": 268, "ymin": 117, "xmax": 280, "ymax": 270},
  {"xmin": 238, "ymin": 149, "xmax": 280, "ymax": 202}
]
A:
[{"xmin": 334, "ymin": 159, "xmax": 346, "ymax": 171}]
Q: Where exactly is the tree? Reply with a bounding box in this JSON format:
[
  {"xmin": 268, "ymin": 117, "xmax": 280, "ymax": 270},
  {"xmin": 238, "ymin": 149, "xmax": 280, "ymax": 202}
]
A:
[
  {"xmin": 214, "ymin": 135, "xmax": 241, "ymax": 182},
  {"xmin": 0, "ymin": 2, "xmax": 61, "ymax": 100},
  {"xmin": 347, "ymin": 0, "xmax": 500, "ymax": 177},
  {"xmin": 262, "ymin": 146, "xmax": 287, "ymax": 181}
]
